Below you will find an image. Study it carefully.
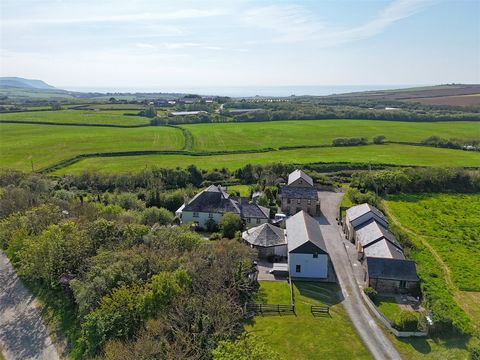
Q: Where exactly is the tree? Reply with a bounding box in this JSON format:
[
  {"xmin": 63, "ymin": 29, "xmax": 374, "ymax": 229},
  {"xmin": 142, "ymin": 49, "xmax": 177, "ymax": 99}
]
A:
[
  {"xmin": 373, "ymin": 135, "xmax": 386, "ymax": 144},
  {"xmin": 141, "ymin": 207, "xmax": 173, "ymax": 226},
  {"xmin": 219, "ymin": 212, "xmax": 243, "ymax": 238},
  {"xmin": 212, "ymin": 334, "xmax": 282, "ymax": 360}
]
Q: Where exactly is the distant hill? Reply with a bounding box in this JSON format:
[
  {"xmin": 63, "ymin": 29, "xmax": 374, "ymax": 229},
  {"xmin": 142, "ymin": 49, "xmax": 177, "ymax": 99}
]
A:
[
  {"xmin": 0, "ymin": 77, "xmax": 57, "ymax": 90},
  {"xmin": 328, "ymin": 84, "xmax": 480, "ymax": 102}
]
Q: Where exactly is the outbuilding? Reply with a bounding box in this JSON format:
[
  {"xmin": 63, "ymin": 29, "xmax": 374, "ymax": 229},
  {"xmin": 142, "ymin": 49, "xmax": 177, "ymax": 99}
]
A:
[
  {"xmin": 366, "ymin": 257, "xmax": 420, "ymax": 294},
  {"xmin": 287, "ymin": 211, "xmax": 329, "ymax": 279},
  {"xmin": 242, "ymin": 223, "xmax": 287, "ymax": 259}
]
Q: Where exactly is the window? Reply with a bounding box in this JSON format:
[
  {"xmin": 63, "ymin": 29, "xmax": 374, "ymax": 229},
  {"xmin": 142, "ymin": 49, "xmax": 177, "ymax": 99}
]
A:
[
  {"xmin": 247, "ymin": 218, "xmax": 251, "ymax": 223},
  {"xmin": 287, "ymin": 199, "xmax": 291, "ymax": 204},
  {"xmin": 256, "ymin": 218, "xmax": 261, "ymax": 224},
  {"xmin": 313, "ymin": 253, "xmax": 318, "ymax": 258},
  {"xmin": 208, "ymin": 213, "xmax": 213, "ymax": 219},
  {"xmin": 307, "ymin": 199, "xmax": 311, "ymax": 205},
  {"xmin": 295, "ymin": 265, "xmax": 301, "ymax": 273},
  {"xmin": 399, "ymin": 280, "xmax": 407, "ymax": 289},
  {"xmin": 297, "ymin": 199, "xmax": 301, "ymax": 204},
  {"xmin": 193, "ymin": 212, "xmax": 199, "ymax": 218}
]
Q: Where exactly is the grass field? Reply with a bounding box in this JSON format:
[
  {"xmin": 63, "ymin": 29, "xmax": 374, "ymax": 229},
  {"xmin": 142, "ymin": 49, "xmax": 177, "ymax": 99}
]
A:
[
  {"xmin": 386, "ymin": 194, "xmax": 480, "ymax": 330},
  {"xmin": 245, "ymin": 281, "xmax": 371, "ymax": 359},
  {"xmin": 51, "ymin": 144, "xmax": 480, "ymax": 174},
  {"xmin": 0, "ymin": 123, "xmax": 184, "ymax": 171},
  {"xmin": 374, "ymin": 296, "xmax": 402, "ymax": 322},
  {"xmin": 183, "ymin": 120, "xmax": 480, "ymax": 151},
  {"xmin": 0, "ymin": 109, "xmax": 150, "ymax": 125}
]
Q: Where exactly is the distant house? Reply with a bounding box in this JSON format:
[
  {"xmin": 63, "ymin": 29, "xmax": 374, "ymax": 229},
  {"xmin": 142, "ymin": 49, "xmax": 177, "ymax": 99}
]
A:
[
  {"xmin": 355, "ymin": 220, "xmax": 404, "ymax": 260},
  {"xmin": 242, "ymin": 223, "xmax": 287, "ymax": 259},
  {"xmin": 343, "ymin": 203, "xmax": 388, "ymax": 241},
  {"xmin": 279, "ymin": 170, "xmax": 320, "ymax": 216},
  {"xmin": 366, "ymin": 257, "xmax": 420, "ymax": 294},
  {"xmin": 287, "ymin": 211, "xmax": 329, "ymax": 279},
  {"xmin": 176, "ymin": 185, "xmax": 269, "ymax": 229}
]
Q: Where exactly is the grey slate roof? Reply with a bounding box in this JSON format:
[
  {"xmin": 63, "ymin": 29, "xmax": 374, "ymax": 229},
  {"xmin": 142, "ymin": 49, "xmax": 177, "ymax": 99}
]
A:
[
  {"xmin": 366, "ymin": 257, "xmax": 419, "ymax": 282},
  {"xmin": 280, "ymin": 186, "xmax": 318, "ymax": 200},
  {"xmin": 346, "ymin": 203, "xmax": 388, "ymax": 224},
  {"xmin": 183, "ymin": 185, "xmax": 240, "ymax": 214},
  {"xmin": 356, "ymin": 220, "xmax": 402, "ymax": 249},
  {"xmin": 288, "ymin": 169, "xmax": 313, "ymax": 186},
  {"xmin": 286, "ymin": 211, "xmax": 327, "ymax": 254},
  {"xmin": 241, "ymin": 203, "xmax": 270, "ymax": 219},
  {"xmin": 183, "ymin": 187, "xmax": 268, "ymax": 218},
  {"xmin": 242, "ymin": 223, "xmax": 286, "ymax": 247},
  {"xmin": 364, "ymin": 239, "xmax": 405, "ymax": 260}
]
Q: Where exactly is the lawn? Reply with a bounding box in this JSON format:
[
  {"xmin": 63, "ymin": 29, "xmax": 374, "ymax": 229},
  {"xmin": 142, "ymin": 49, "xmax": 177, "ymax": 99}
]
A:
[
  {"xmin": 0, "ymin": 109, "xmax": 150, "ymax": 126},
  {"xmin": 52, "ymin": 144, "xmax": 480, "ymax": 175},
  {"xmin": 227, "ymin": 184, "xmax": 252, "ymax": 197},
  {"xmin": 0, "ymin": 123, "xmax": 185, "ymax": 171},
  {"xmin": 374, "ymin": 296, "xmax": 402, "ymax": 322},
  {"xmin": 183, "ymin": 120, "xmax": 480, "ymax": 151},
  {"xmin": 245, "ymin": 281, "xmax": 371, "ymax": 360}
]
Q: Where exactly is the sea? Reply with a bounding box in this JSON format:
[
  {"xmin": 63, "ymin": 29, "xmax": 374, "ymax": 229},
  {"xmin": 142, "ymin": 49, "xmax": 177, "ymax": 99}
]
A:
[{"xmin": 60, "ymin": 84, "xmax": 423, "ymax": 97}]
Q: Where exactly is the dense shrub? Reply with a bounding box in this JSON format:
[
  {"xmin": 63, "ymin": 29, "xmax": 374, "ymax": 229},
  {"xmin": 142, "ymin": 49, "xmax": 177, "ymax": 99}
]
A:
[
  {"xmin": 219, "ymin": 212, "xmax": 243, "ymax": 239},
  {"xmin": 141, "ymin": 207, "xmax": 173, "ymax": 226},
  {"xmin": 332, "ymin": 137, "xmax": 368, "ymax": 146},
  {"xmin": 393, "ymin": 310, "xmax": 419, "ymax": 331},
  {"xmin": 363, "ymin": 287, "xmax": 378, "ymax": 301}
]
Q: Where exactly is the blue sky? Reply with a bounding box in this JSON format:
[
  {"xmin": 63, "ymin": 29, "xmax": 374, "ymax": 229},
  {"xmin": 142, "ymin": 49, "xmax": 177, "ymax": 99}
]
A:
[{"xmin": 0, "ymin": 0, "xmax": 479, "ymax": 90}]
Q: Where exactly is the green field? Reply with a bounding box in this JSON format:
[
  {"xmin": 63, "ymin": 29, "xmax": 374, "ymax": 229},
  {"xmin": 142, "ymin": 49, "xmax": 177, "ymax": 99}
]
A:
[
  {"xmin": 245, "ymin": 281, "xmax": 370, "ymax": 359},
  {"xmin": 0, "ymin": 109, "xmax": 150, "ymax": 126},
  {"xmin": 386, "ymin": 194, "xmax": 480, "ymax": 331},
  {"xmin": 387, "ymin": 194, "xmax": 480, "ymax": 292},
  {"xmin": 0, "ymin": 123, "xmax": 184, "ymax": 171},
  {"xmin": 183, "ymin": 120, "xmax": 480, "ymax": 151},
  {"xmin": 51, "ymin": 144, "xmax": 480, "ymax": 174}
]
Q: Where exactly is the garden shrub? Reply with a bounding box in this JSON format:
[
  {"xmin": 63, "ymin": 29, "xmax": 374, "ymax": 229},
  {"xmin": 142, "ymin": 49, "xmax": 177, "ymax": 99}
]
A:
[
  {"xmin": 363, "ymin": 287, "xmax": 378, "ymax": 301},
  {"xmin": 393, "ymin": 310, "xmax": 419, "ymax": 331}
]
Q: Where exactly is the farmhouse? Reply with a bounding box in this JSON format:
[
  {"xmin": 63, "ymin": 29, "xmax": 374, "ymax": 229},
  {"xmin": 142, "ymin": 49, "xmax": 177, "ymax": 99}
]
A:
[
  {"xmin": 279, "ymin": 170, "xmax": 320, "ymax": 216},
  {"xmin": 287, "ymin": 211, "xmax": 329, "ymax": 279},
  {"xmin": 365, "ymin": 257, "xmax": 420, "ymax": 294},
  {"xmin": 343, "ymin": 203, "xmax": 388, "ymax": 241},
  {"xmin": 176, "ymin": 185, "xmax": 269, "ymax": 229},
  {"xmin": 242, "ymin": 223, "xmax": 287, "ymax": 259}
]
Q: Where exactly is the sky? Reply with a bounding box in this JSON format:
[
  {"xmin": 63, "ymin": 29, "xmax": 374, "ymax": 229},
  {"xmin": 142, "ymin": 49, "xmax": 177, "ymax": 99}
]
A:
[{"xmin": 0, "ymin": 0, "xmax": 479, "ymax": 92}]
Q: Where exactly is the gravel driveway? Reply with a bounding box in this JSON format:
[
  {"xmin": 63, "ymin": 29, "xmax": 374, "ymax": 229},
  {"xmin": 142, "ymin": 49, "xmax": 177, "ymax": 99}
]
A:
[
  {"xmin": 0, "ymin": 251, "xmax": 60, "ymax": 360},
  {"xmin": 318, "ymin": 191, "xmax": 402, "ymax": 360}
]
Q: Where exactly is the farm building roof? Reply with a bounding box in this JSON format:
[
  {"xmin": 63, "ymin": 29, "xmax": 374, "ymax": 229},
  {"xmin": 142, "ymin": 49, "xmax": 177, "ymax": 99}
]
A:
[
  {"xmin": 356, "ymin": 220, "xmax": 401, "ymax": 249},
  {"xmin": 366, "ymin": 257, "xmax": 419, "ymax": 282},
  {"xmin": 242, "ymin": 223, "xmax": 286, "ymax": 248},
  {"xmin": 364, "ymin": 239, "xmax": 405, "ymax": 260},
  {"xmin": 346, "ymin": 203, "xmax": 387, "ymax": 224},
  {"xmin": 286, "ymin": 211, "xmax": 327, "ymax": 254},
  {"xmin": 288, "ymin": 169, "xmax": 314, "ymax": 186},
  {"xmin": 280, "ymin": 186, "xmax": 318, "ymax": 200}
]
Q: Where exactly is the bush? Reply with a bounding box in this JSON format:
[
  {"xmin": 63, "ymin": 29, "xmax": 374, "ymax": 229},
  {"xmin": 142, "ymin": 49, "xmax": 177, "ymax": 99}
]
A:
[
  {"xmin": 393, "ymin": 310, "xmax": 419, "ymax": 331},
  {"xmin": 373, "ymin": 135, "xmax": 386, "ymax": 144},
  {"xmin": 219, "ymin": 212, "xmax": 243, "ymax": 239},
  {"xmin": 332, "ymin": 137, "xmax": 368, "ymax": 146},
  {"xmin": 141, "ymin": 207, "xmax": 173, "ymax": 226},
  {"xmin": 470, "ymin": 344, "xmax": 480, "ymax": 360},
  {"xmin": 205, "ymin": 218, "xmax": 219, "ymax": 233},
  {"xmin": 363, "ymin": 287, "xmax": 378, "ymax": 301}
]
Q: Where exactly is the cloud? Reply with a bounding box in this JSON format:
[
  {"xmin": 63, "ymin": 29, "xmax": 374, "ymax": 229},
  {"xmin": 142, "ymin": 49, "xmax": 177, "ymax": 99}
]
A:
[
  {"xmin": 243, "ymin": 0, "xmax": 436, "ymax": 46},
  {"xmin": 2, "ymin": 8, "xmax": 227, "ymax": 27}
]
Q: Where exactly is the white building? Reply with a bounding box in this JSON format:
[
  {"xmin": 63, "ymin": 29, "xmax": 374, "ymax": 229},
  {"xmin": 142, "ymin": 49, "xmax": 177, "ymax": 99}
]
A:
[
  {"xmin": 176, "ymin": 185, "xmax": 269, "ymax": 229},
  {"xmin": 286, "ymin": 211, "xmax": 329, "ymax": 279}
]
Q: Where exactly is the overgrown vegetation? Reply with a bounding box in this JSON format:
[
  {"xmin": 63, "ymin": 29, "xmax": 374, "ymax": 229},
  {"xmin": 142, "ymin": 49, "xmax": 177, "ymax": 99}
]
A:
[{"xmin": 0, "ymin": 170, "xmax": 259, "ymax": 359}]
